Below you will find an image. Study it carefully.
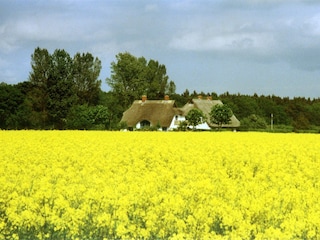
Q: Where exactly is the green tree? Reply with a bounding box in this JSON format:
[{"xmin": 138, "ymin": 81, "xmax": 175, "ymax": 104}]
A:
[
  {"xmin": 12, "ymin": 82, "xmax": 33, "ymax": 129},
  {"xmin": 170, "ymin": 93, "xmax": 187, "ymax": 108},
  {"xmin": 66, "ymin": 104, "xmax": 93, "ymax": 130},
  {"xmin": 98, "ymin": 90, "xmax": 123, "ymax": 129},
  {"xmin": 89, "ymin": 105, "xmax": 110, "ymax": 129},
  {"xmin": 177, "ymin": 120, "xmax": 188, "ymax": 131},
  {"xmin": 240, "ymin": 114, "xmax": 268, "ymax": 131},
  {"xmin": 106, "ymin": 52, "xmax": 147, "ymax": 109},
  {"xmin": 106, "ymin": 52, "xmax": 176, "ymax": 112},
  {"xmin": 308, "ymin": 102, "xmax": 320, "ymax": 126},
  {"xmin": 28, "ymin": 47, "xmax": 103, "ymax": 129},
  {"xmin": 73, "ymin": 53, "xmax": 102, "ymax": 105},
  {"xmin": 210, "ymin": 104, "xmax": 233, "ymax": 129},
  {"xmin": 186, "ymin": 109, "xmax": 206, "ymax": 130},
  {"xmin": 0, "ymin": 83, "xmax": 25, "ymax": 129},
  {"xmin": 28, "ymin": 47, "xmax": 76, "ymax": 128},
  {"xmin": 166, "ymin": 80, "xmax": 176, "ymax": 96},
  {"xmin": 47, "ymin": 49, "xmax": 76, "ymax": 129},
  {"xmin": 66, "ymin": 104, "xmax": 110, "ymax": 130},
  {"xmin": 221, "ymin": 94, "xmax": 259, "ymax": 120},
  {"xmin": 28, "ymin": 47, "xmax": 52, "ymax": 127},
  {"xmin": 293, "ymin": 113, "xmax": 310, "ymax": 131},
  {"xmin": 145, "ymin": 59, "xmax": 170, "ymax": 99}
]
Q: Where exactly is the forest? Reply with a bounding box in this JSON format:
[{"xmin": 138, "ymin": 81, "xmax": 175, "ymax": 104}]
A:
[{"xmin": 1, "ymin": 48, "xmax": 320, "ymax": 132}]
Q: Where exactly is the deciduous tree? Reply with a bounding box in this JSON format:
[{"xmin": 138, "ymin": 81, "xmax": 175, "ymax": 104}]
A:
[
  {"xmin": 106, "ymin": 52, "xmax": 176, "ymax": 112},
  {"xmin": 28, "ymin": 48, "xmax": 102, "ymax": 129},
  {"xmin": 73, "ymin": 53, "xmax": 102, "ymax": 105},
  {"xmin": 210, "ymin": 104, "xmax": 233, "ymax": 129},
  {"xmin": 0, "ymin": 83, "xmax": 25, "ymax": 129},
  {"xmin": 47, "ymin": 49, "xmax": 76, "ymax": 129},
  {"xmin": 186, "ymin": 108, "xmax": 206, "ymax": 130},
  {"xmin": 28, "ymin": 47, "xmax": 51, "ymax": 127},
  {"xmin": 106, "ymin": 52, "xmax": 147, "ymax": 109}
]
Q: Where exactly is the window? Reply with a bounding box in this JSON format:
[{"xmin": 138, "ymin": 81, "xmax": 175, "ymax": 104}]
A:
[{"xmin": 140, "ymin": 120, "xmax": 150, "ymax": 129}]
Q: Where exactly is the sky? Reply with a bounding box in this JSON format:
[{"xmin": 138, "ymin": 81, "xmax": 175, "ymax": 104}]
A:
[{"xmin": 1, "ymin": 0, "xmax": 320, "ymax": 98}]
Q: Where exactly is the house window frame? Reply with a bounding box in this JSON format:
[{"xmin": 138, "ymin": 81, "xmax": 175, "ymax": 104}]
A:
[{"xmin": 140, "ymin": 120, "xmax": 151, "ymax": 129}]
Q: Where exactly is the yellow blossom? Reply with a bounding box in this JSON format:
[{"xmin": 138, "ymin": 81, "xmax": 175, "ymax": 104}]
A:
[{"xmin": 0, "ymin": 131, "xmax": 319, "ymax": 239}]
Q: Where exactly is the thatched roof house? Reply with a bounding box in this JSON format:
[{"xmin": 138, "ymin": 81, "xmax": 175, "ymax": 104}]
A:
[
  {"xmin": 121, "ymin": 95, "xmax": 180, "ymax": 130},
  {"xmin": 121, "ymin": 95, "xmax": 240, "ymax": 130},
  {"xmin": 181, "ymin": 96, "xmax": 240, "ymax": 128}
]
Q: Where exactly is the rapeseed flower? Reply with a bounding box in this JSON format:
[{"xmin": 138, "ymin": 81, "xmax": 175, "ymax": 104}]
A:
[{"xmin": 0, "ymin": 131, "xmax": 319, "ymax": 239}]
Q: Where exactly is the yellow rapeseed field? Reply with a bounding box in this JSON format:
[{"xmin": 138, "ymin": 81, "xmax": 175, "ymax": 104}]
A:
[{"xmin": 0, "ymin": 131, "xmax": 320, "ymax": 239}]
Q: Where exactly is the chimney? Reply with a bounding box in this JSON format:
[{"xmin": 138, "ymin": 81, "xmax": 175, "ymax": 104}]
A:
[
  {"xmin": 142, "ymin": 95, "xmax": 147, "ymax": 102},
  {"xmin": 164, "ymin": 95, "xmax": 169, "ymax": 100}
]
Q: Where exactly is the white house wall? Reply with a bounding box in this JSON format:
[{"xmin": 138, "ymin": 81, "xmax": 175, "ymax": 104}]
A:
[
  {"xmin": 168, "ymin": 115, "xmax": 211, "ymax": 130},
  {"xmin": 194, "ymin": 122, "xmax": 211, "ymax": 130},
  {"xmin": 169, "ymin": 115, "xmax": 185, "ymax": 130}
]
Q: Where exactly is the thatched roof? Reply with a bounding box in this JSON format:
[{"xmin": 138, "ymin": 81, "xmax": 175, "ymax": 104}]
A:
[
  {"xmin": 121, "ymin": 96, "xmax": 240, "ymax": 129},
  {"xmin": 182, "ymin": 98, "xmax": 241, "ymax": 128},
  {"xmin": 121, "ymin": 99, "xmax": 178, "ymax": 127}
]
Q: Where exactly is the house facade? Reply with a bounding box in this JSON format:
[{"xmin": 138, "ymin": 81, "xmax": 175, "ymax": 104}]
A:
[
  {"xmin": 120, "ymin": 95, "xmax": 179, "ymax": 131},
  {"xmin": 120, "ymin": 95, "xmax": 240, "ymax": 130}
]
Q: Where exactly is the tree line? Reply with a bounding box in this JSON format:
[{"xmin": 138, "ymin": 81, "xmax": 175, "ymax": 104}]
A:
[
  {"xmin": 1, "ymin": 48, "xmax": 320, "ymax": 131},
  {"xmin": 172, "ymin": 90, "xmax": 320, "ymax": 132}
]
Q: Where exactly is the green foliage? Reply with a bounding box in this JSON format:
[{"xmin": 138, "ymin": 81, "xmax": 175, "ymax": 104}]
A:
[
  {"xmin": 169, "ymin": 93, "xmax": 187, "ymax": 108},
  {"xmin": 136, "ymin": 125, "xmax": 159, "ymax": 131},
  {"xmin": 240, "ymin": 114, "xmax": 268, "ymax": 131},
  {"xmin": 72, "ymin": 52, "xmax": 102, "ymax": 105},
  {"xmin": 66, "ymin": 105, "xmax": 93, "ymax": 129},
  {"xmin": 209, "ymin": 104, "xmax": 233, "ymax": 129},
  {"xmin": 106, "ymin": 52, "xmax": 176, "ymax": 112},
  {"xmin": 0, "ymin": 82, "xmax": 31, "ymax": 129},
  {"xmin": 106, "ymin": 52, "xmax": 148, "ymax": 109},
  {"xmin": 28, "ymin": 47, "xmax": 51, "ymax": 128},
  {"xmin": 221, "ymin": 94, "xmax": 259, "ymax": 120},
  {"xmin": 166, "ymin": 80, "xmax": 176, "ymax": 96},
  {"xmin": 2, "ymin": 48, "xmax": 320, "ymax": 131},
  {"xmin": 118, "ymin": 121, "xmax": 128, "ymax": 130},
  {"xmin": 273, "ymin": 124, "xmax": 294, "ymax": 133},
  {"xmin": 307, "ymin": 102, "xmax": 320, "ymax": 125},
  {"xmin": 98, "ymin": 90, "xmax": 124, "ymax": 129},
  {"xmin": 27, "ymin": 47, "xmax": 102, "ymax": 129},
  {"xmin": 186, "ymin": 109, "xmax": 206, "ymax": 129},
  {"xmin": 66, "ymin": 105, "xmax": 109, "ymax": 130},
  {"xmin": 47, "ymin": 49, "xmax": 76, "ymax": 129},
  {"xmin": 177, "ymin": 121, "xmax": 188, "ymax": 131},
  {"xmin": 145, "ymin": 59, "xmax": 170, "ymax": 99},
  {"xmin": 293, "ymin": 113, "xmax": 310, "ymax": 131},
  {"xmin": 156, "ymin": 121, "xmax": 161, "ymax": 130},
  {"xmin": 89, "ymin": 105, "xmax": 110, "ymax": 128}
]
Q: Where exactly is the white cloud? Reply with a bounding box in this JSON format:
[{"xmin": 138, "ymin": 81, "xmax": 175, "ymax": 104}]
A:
[
  {"xmin": 1, "ymin": 0, "xmax": 320, "ymax": 97},
  {"xmin": 170, "ymin": 31, "xmax": 275, "ymax": 53}
]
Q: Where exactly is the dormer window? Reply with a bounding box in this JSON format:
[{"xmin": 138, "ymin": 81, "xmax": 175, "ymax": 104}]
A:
[{"xmin": 140, "ymin": 120, "xmax": 150, "ymax": 129}]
